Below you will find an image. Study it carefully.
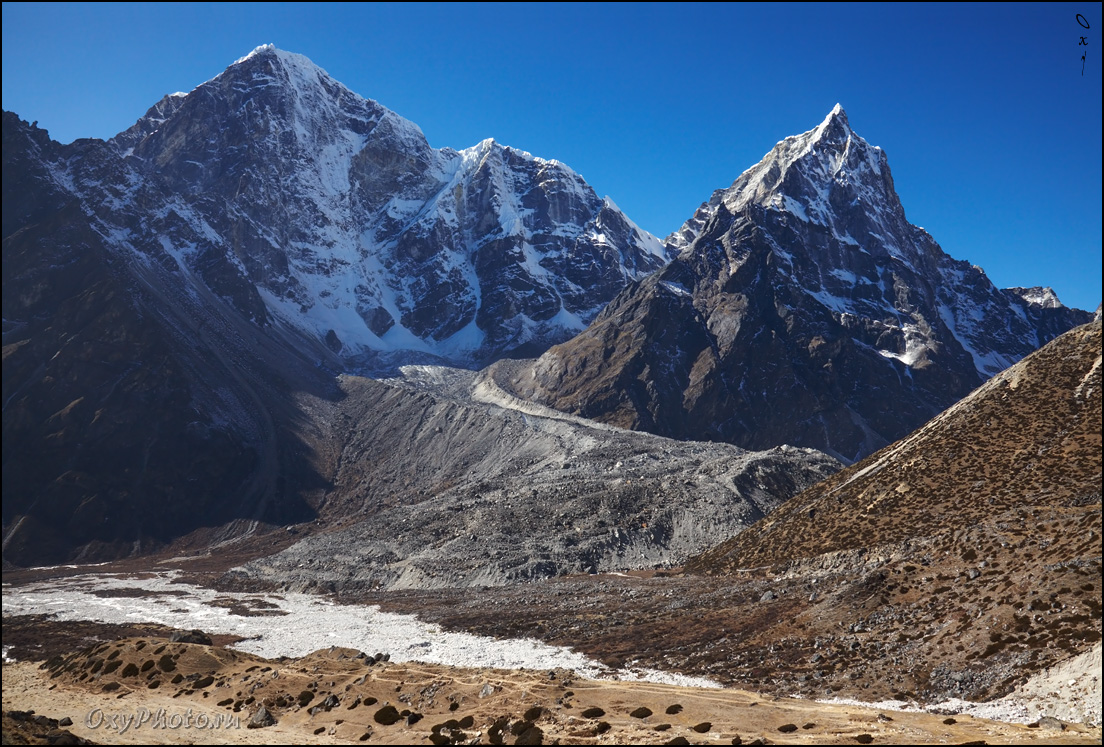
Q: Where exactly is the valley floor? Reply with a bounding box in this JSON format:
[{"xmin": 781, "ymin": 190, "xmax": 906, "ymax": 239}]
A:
[
  {"xmin": 2, "ymin": 564, "xmax": 1101, "ymax": 745},
  {"xmin": 3, "ymin": 629, "xmax": 1099, "ymax": 746}
]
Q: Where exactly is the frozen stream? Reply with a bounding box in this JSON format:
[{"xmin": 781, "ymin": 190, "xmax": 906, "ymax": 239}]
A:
[{"xmin": 1, "ymin": 571, "xmax": 718, "ymax": 689}]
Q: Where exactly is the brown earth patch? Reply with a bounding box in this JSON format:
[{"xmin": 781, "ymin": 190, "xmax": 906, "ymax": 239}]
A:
[{"xmin": 3, "ymin": 631, "xmax": 1100, "ymax": 745}]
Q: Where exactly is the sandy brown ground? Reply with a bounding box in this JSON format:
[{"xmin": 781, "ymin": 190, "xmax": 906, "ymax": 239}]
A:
[{"xmin": 3, "ymin": 632, "xmax": 1101, "ymax": 746}]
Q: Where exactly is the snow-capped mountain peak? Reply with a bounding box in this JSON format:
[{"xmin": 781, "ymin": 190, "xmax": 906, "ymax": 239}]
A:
[
  {"xmin": 665, "ymin": 108, "xmax": 1086, "ymax": 385},
  {"xmin": 1007, "ymin": 286, "xmax": 1063, "ymax": 309},
  {"xmin": 221, "ymin": 42, "xmax": 432, "ymax": 154},
  {"xmin": 809, "ymin": 102, "xmax": 850, "ymax": 141},
  {"xmin": 233, "ymin": 42, "xmax": 278, "ymax": 65},
  {"xmin": 515, "ymin": 108, "xmax": 1091, "ymax": 463},
  {"xmin": 668, "ymin": 105, "xmax": 896, "ymax": 259},
  {"xmin": 729, "ymin": 104, "xmax": 891, "ymax": 224},
  {"xmin": 33, "ymin": 47, "xmax": 672, "ymax": 369}
]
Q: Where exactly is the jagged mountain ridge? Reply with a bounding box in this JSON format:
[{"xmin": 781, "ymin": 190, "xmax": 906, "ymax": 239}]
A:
[
  {"xmin": 95, "ymin": 44, "xmax": 668, "ymax": 367},
  {"xmin": 509, "ymin": 105, "xmax": 1092, "ymax": 461}
]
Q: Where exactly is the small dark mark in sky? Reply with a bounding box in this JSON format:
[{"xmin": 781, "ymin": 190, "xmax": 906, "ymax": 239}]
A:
[{"xmin": 1077, "ymin": 13, "xmax": 1090, "ymax": 76}]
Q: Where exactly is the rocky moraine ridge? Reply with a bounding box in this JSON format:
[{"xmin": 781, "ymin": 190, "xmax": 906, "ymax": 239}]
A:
[{"xmin": 224, "ymin": 365, "xmax": 839, "ymax": 591}]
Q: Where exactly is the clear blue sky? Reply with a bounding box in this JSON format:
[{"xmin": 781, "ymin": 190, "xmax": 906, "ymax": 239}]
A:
[{"xmin": 3, "ymin": 2, "xmax": 1101, "ymax": 311}]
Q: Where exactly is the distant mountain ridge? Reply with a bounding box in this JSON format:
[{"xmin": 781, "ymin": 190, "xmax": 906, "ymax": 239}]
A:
[
  {"xmin": 509, "ymin": 105, "xmax": 1092, "ymax": 461},
  {"xmin": 1, "ymin": 55, "xmax": 1092, "ymax": 569}
]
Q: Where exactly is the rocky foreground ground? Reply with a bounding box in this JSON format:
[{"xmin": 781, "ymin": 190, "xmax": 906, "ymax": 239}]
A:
[{"xmin": 2, "ymin": 620, "xmax": 1099, "ymax": 746}]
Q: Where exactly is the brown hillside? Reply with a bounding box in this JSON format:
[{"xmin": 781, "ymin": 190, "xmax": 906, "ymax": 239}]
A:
[{"xmin": 688, "ymin": 318, "xmax": 1102, "ymax": 572}]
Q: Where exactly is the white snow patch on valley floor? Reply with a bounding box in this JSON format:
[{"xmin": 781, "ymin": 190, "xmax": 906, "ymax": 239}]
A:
[
  {"xmin": 8, "ymin": 572, "xmax": 1096, "ymax": 723},
  {"xmin": 1, "ymin": 572, "xmax": 717, "ymax": 690}
]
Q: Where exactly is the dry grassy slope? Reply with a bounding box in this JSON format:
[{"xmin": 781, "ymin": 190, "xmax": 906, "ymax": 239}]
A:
[
  {"xmin": 6, "ymin": 635, "xmax": 1100, "ymax": 745},
  {"xmin": 688, "ymin": 319, "xmax": 1102, "ymax": 572}
]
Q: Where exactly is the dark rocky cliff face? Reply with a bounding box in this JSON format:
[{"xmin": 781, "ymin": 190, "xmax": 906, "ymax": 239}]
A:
[
  {"xmin": 2, "ymin": 114, "xmax": 334, "ymax": 565},
  {"xmin": 510, "ymin": 106, "xmax": 1092, "ymax": 462}
]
